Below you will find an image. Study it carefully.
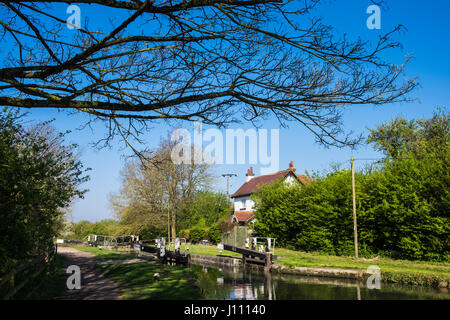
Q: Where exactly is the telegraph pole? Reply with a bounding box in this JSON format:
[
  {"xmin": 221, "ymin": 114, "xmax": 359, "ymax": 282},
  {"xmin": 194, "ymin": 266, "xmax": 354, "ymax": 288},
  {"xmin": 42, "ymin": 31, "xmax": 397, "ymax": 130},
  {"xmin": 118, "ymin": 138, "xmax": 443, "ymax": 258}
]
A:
[
  {"xmin": 222, "ymin": 173, "xmax": 237, "ymax": 201},
  {"xmin": 351, "ymin": 156, "xmax": 359, "ymax": 259},
  {"xmin": 167, "ymin": 200, "xmax": 170, "ymax": 243}
]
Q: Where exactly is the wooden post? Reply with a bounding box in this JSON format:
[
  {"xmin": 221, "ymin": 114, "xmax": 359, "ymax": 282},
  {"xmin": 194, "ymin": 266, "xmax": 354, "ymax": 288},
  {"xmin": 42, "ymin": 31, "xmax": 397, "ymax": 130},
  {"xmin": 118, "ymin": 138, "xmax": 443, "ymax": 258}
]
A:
[
  {"xmin": 226, "ymin": 175, "xmax": 230, "ymax": 201},
  {"xmin": 222, "ymin": 174, "xmax": 237, "ymax": 202},
  {"xmin": 264, "ymin": 252, "xmax": 272, "ymax": 272},
  {"xmin": 186, "ymin": 254, "xmax": 191, "ymax": 266},
  {"xmin": 351, "ymin": 156, "xmax": 359, "ymax": 259}
]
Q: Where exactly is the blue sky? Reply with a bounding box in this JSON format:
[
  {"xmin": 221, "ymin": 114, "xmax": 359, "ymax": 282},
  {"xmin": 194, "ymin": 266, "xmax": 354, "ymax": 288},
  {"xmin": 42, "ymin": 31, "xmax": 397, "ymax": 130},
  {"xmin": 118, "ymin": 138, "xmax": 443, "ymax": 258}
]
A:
[{"xmin": 16, "ymin": 0, "xmax": 450, "ymax": 222}]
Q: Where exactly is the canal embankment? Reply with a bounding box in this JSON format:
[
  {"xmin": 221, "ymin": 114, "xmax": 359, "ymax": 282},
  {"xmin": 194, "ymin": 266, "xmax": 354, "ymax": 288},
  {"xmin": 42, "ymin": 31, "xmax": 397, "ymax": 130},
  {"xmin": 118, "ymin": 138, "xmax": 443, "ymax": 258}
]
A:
[
  {"xmin": 187, "ymin": 245, "xmax": 450, "ymax": 288},
  {"xmin": 62, "ymin": 245, "xmax": 450, "ymax": 299},
  {"xmin": 63, "ymin": 244, "xmax": 450, "ymax": 289}
]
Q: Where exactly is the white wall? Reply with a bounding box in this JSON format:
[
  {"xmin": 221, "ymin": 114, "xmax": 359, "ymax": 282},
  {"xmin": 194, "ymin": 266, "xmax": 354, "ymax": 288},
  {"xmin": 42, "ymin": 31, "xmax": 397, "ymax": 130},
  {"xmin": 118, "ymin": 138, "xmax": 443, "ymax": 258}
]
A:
[
  {"xmin": 284, "ymin": 172, "xmax": 298, "ymax": 185},
  {"xmin": 233, "ymin": 195, "xmax": 254, "ymax": 211}
]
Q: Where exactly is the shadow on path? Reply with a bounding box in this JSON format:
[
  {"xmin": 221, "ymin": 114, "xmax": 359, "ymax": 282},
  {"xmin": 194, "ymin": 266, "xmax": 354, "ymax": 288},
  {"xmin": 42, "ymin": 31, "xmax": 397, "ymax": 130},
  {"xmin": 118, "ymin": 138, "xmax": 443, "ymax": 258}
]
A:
[{"xmin": 57, "ymin": 247, "xmax": 122, "ymax": 300}]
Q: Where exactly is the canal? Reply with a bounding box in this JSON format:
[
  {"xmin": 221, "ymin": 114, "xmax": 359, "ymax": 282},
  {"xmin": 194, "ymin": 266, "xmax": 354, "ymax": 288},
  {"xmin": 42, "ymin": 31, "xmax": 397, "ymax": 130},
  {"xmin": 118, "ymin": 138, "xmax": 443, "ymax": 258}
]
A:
[{"xmin": 189, "ymin": 263, "xmax": 449, "ymax": 300}]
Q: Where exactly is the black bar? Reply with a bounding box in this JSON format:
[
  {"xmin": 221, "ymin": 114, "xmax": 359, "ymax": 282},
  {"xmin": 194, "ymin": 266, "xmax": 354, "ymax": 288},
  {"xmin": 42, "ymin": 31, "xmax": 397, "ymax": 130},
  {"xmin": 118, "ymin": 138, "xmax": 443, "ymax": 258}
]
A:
[
  {"xmin": 140, "ymin": 244, "xmax": 159, "ymax": 254},
  {"xmin": 223, "ymin": 244, "xmax": 274, "ymax": 260},
  {"xmin": 243, "ymin": 257, "xmax": 266, "ymax": 265}
]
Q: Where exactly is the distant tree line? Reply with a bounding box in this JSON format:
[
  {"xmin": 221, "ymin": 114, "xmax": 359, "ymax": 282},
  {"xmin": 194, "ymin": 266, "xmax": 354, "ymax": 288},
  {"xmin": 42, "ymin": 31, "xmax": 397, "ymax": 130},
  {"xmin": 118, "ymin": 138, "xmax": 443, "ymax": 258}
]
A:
[
  {"xmin": 64, "ymin": 219, "xmax": 123, "ymax": 241},
  {"xmin": 253, "ymin": 109, "xmax": 449, "ymax": 261},
  {"xmin": 68, "ymin": 190, "xmax": 231, "ymax": 244},
  {"xmin": 0, "ymin": 109, "xmax": 88, "ymax": 273}
]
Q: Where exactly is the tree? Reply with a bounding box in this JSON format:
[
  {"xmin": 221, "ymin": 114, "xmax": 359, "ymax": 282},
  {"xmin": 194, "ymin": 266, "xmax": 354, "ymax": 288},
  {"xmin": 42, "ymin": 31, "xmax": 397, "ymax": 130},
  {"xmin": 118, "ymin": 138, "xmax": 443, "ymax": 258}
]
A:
[
  {"xmin": 367, "ymin": 108, "xmax": 449, "ymax": 159},
  {"xmin": 252, "ymin": 110, "xmax": 449, "ymax": 260},
  {"xmin": 365, "ymin": 109, "xmax": 449, "ymax": 260},
  {"xmin": 207, "ymin": 224, "xmax": 222, "ymax": 244},
  {"xmin": 177, "ymin": 190, "xmax": 232, "ymax": 230},
  {"xmin": 362, "ymin": 153, "xmax": 449, "ymax": 261},
  {"xmin": 0, "ymin": 1, "xmax": 416, "ymax": 149},
  {"xmin": 110, "ymin": 159, "xmax": 167, "ymax": 237},
  {"xmin": 70, "ymin": 219, "xmax": 123, "ymax": 239},
  {"xmin": 190, "ymin": 227, "xmax": 207, "ymax": 244},
  {"xmin": 0, "ymin": 108, "xmax": 88, "ymax": 270},
  {"xmin": 252, "ymin": 173, "xmax": 356, "ymax": 255},
  {"xmin": 110, "ymin": 137, "xmax": 212, "ymax": 239},
  {"xmin": 73, "ymin": 220, "xmax": 95, "ymax": 240}
]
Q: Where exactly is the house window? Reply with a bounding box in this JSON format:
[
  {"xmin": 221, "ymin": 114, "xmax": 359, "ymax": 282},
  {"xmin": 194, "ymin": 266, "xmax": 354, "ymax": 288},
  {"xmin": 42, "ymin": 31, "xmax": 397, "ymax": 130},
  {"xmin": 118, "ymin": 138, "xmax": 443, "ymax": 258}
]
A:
[{"xmin": 240, "ymin": 208, "xmax": 246, "ymax": 211}]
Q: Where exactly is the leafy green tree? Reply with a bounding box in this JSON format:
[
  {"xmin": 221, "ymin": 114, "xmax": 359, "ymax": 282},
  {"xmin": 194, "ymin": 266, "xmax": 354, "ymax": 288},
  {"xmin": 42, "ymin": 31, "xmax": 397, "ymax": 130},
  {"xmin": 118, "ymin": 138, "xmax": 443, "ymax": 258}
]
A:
[
  {"xmin": 72, "ymin": 220, "xmax": 94, "ymax": 240},
  {"xmin": 367, "ymin": 108, "xmax": 449, "ymax": 159},
  {"xmin": 177, "ymin": 191, "xmax": 232, "ymax": 230},
  {"xmin": 366, "ymin": 108, "xmax": 449, "ymax": 260},
  {"xmin": 362, "ymin": 152, "xmax": 449, "ymax": 260},
  {"xmin": 91, "ymin": 220, "xmax": 123, "ymax": 236},
  {"xmin": 207, "ymin": 225, "xmax": 222, "ymax": 244},
  {"xmin": 70, "ymin": 219, "xmax": 128, "ymax": 240},
  {"xmin": 252, "ymin": 172, "xmax": 358, "ymax": 255},
  {"xmin": 0, "ymin": 109, "xmax": 88, "ymax": 271},
  {"xmin": 190, "ymin": 228, "xmax": 207, "ymax": 244},
  {"xmin": 253, "ymin": 110, "xmax": 449, "ymax": 261}
]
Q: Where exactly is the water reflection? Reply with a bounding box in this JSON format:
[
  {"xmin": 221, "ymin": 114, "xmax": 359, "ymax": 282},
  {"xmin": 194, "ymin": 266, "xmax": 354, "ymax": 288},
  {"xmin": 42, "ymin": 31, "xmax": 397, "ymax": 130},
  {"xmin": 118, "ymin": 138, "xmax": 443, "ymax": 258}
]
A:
[{"xmin": 189, "ymin": 263, "xmax": 449, "ymax": 300}]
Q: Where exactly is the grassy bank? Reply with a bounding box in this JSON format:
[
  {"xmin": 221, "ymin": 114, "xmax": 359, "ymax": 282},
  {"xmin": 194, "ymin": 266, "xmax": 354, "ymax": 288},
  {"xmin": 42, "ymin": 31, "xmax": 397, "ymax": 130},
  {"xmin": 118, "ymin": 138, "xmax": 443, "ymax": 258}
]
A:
[
  {"xmin": 186, "ymin": 244, "xmax": 450, "ymax": 287},
  {"xmin": 68, "ymin": 244, "xmax": 449, "ymax": 288},
  {"xmin": 21, "ymin": 254, "xmax": 66, "ymax": 299},
  {"xmin": 69, "ymin": 246, "xmax": 203, "ymax": 299},
  {"xmin": 187, "ymin": 244, "xmax": 241, "ymax": 258}
]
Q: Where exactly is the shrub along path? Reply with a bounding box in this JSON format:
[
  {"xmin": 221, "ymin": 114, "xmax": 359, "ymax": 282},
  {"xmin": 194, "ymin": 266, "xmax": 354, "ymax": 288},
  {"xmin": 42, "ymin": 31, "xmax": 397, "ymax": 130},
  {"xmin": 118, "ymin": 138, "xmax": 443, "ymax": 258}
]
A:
[{"xmin": 57, "ymin": 247, "xmax": 122, "ymax": 300}]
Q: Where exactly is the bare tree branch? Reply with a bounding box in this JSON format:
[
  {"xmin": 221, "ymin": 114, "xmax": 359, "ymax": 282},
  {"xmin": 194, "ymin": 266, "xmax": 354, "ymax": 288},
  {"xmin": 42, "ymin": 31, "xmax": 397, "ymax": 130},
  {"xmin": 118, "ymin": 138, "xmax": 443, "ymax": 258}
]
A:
[{"xmin": 0, "ymin": 0, "xmax": 417, "ymax": 148}]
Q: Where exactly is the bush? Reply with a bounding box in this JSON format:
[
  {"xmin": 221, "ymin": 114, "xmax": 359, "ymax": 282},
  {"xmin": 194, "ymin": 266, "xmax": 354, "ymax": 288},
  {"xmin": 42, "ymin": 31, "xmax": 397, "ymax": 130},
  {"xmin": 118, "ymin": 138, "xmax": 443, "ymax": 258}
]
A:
[
  {"xmin": 253, "ymin": 154, "xmax": 449, "ymax": 261},
  {"xmin": 218, "ymin": 219, "xmax": 236, "ymax": 233},
  {"xmin": 208, "ymin": 225, "xmax": 222, "ymax": 244},
  {"xmin": 178, "ymin": 229, "xmax": 190, "ymax": 241},
  {"xmin": 0, "ymin": 109, "xmax": 88, "ymax": 271},
  {"xmin": 177, "ymin": 191, "xmax": 232, "ymax": 230},
  {"xmin": 190, "ymin": 228, "xmax": 207, "ymax": 243}
]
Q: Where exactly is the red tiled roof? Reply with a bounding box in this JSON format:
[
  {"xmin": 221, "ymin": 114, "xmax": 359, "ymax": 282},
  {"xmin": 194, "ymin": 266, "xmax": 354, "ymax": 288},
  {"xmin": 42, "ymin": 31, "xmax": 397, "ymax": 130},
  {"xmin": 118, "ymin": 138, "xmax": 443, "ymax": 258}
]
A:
[
  {"xmin": 231, "ymin": 169, "xmax": 309, "ymax": 198},
  {"xmin": 231, "ymin": 211, "xmax": 255, "ymax": 223}
]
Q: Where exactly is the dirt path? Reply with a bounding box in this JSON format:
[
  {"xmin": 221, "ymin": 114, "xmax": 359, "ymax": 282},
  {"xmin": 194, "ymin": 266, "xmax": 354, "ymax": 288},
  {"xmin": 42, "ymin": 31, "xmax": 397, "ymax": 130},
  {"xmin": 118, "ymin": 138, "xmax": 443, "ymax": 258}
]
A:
[{"xmin": 57, "ymin": 247, "xmax": 122, "ymax": 300}]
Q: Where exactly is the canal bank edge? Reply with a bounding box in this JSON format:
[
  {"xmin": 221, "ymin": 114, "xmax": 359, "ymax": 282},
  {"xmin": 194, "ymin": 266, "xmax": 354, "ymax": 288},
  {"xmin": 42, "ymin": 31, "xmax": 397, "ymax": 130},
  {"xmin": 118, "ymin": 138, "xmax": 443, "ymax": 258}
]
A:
[
  {"xmin": 189, "ymin": 253, "xmax": 450, "ymax": 289},
  {"xmin": 71, "ymin": 245, "xmax": 449, "ymax": 290}
]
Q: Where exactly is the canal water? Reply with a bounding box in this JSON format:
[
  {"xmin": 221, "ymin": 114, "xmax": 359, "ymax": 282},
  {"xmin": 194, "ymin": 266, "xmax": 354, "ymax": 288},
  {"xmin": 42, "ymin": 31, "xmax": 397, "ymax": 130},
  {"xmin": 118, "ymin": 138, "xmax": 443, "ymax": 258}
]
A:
[{"xmin": 189, "ymin": 263, "xmax": 449, "ymax": 300}]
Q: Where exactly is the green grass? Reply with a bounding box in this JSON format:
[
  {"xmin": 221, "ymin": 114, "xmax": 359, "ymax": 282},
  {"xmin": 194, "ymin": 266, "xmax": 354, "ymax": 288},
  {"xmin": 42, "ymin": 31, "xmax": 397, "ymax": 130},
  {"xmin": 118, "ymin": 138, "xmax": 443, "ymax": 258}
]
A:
[
  {"xmin": 187, "ymin": 244, "xmax": 242, "ymax": 258},
  {"xmin": 69, "ymin": 246, "xmax": 203, "ymax": 299},
  {"xmin": 274, "ymin": 248, "xmax": 449, "ymax": 276},
  {"xmin": 276, "ymin": 248, "xmax": 450, "ymax": 287},
  {"xmin": 98, "ymin": 262, "xmax": 203, "ymax": 299}
]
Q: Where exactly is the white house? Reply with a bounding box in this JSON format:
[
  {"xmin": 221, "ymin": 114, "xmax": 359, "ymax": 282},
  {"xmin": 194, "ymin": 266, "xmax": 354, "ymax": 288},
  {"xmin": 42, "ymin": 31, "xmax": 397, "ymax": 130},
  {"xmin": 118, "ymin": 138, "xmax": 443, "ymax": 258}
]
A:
[{"xmin": 229, "ymin": 161, "xmax": 309, "ymax": 225}]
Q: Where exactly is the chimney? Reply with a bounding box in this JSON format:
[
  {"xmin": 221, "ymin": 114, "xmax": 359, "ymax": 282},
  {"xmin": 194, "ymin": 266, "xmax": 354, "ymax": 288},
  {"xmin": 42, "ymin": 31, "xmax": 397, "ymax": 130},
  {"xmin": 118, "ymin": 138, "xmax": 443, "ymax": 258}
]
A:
[
  {"xmin": 246, "ymin": 167, "xmax": 255, "ymax": 182},
  {"xmin": 289, "ymin": 161, "xmax": 296, "ymax": 172}
]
